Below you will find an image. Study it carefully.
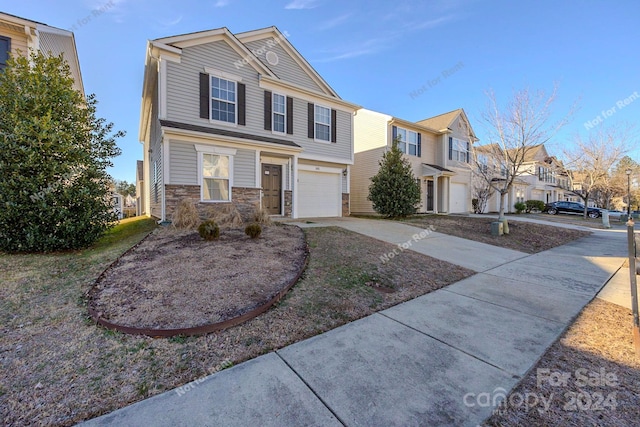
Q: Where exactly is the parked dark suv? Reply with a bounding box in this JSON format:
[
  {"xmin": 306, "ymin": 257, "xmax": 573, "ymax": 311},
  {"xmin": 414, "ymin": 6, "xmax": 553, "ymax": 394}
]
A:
[{"xmin": 543, "ymin": 201, "xmax": 601, "ymax": 218}]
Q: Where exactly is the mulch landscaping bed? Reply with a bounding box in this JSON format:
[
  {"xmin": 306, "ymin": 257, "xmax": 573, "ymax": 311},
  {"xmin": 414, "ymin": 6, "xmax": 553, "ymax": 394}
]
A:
[
  {"xmin": 403, "ymin": 215, "xmax": 591, "ymax": 254},
  {"xmin": 484, "ymin": 299, "xmax": 640, "ymax": 426},
  {"xmin": 88, "ymin": 224, "xmax": 307, "ymax": 331}
]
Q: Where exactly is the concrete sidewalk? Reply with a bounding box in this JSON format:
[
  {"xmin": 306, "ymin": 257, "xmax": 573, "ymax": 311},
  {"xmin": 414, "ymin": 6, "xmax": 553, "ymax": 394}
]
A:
[{"xmin": 82, "ymin": 219, "xmax": 627, "ymax": 427}]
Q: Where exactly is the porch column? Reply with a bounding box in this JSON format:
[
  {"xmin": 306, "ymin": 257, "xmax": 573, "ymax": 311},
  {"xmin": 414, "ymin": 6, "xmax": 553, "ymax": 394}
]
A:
[
  {"xmin": 433, "ymin": 176, "xmax": 439, "ymax": 214},
  {"xmin": 292, "ymin": 155, "xmax": 299, "ymax": 219},
  {"xmin": 446, "ymin": 176, "xmax": 451, "ymax": 213}
]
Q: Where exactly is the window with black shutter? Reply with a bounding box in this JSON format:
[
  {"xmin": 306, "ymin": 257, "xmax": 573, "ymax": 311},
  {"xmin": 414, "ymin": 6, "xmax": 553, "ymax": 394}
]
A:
[{"xmin": 0, "ymin": 37, "xmax": 10, "ymax": 72}]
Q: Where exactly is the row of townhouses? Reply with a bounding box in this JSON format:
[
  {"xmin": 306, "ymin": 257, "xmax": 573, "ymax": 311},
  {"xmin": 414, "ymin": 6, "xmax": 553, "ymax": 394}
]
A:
[{"xmin": 0, "ymin": 13, "xmax": 576, "ymax": 218}]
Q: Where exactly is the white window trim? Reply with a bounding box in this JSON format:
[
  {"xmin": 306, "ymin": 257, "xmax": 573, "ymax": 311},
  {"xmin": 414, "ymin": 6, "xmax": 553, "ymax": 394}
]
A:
[
  {"xmin": 208, "ymin": 73, "xmax": 238, "ymax": 128},
  {"xmin": 451, "ymin": 137, "xmax": 468, "ymax": 163},
  {"xmin": 396, "ymin": 127, "xmax": 418, "ymax": 156},
  {"xmin": 314, "ymin": 104, "xmax": 331, "ymax": 143},
  {"xmin": 195, "ymin": 145, "xmax": 237, "ymax": 203},
  {"xmin": 272, "ymin": 92, "xmax": 286, "ymax": 135}
]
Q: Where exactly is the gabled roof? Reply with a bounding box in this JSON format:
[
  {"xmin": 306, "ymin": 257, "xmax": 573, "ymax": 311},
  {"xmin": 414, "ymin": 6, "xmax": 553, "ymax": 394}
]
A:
[
  {"xmin": 151, "ymin": 27, "xmax": 276, "ymax": 78},
  {"xmin": 417, "ymin": 109, "xmax": 462, "ymax": 130},
  {"xmin": 235, "ymin": 26, "xmax": 339, "ymax": 98},
  {"xmin": 417, "ymin": 108, "xmax": 477, "ymax": 141},
  {"xmin": 0, "ymin": 12, "xmax": 84, "ymax": 94}
]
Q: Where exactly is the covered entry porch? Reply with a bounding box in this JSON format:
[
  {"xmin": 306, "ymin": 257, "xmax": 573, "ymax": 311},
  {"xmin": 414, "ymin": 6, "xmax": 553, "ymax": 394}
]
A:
[{"xmin": 420, "ymin": 163, "xmax": 456, "ymax": 214}]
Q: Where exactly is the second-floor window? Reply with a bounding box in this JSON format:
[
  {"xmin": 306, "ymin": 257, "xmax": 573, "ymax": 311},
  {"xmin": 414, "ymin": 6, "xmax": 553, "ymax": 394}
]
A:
[
  {"xmin": 449, "ymin": 137, "xmax": 469, "ymax": 163},
  {"xmin": 273, "ymin": 93, "xmax": 286, "ymax": 133},
  {"xmin": 394, "ymin": 127, "xmax": 420, "ymax": 156},
  {"xmin": 199, "ymin": 70, "xmax": 245, "ymax": 125},
  {"xmin": 0, "ymin": 36, "xmax": 10, "ymax": 72},
  {"xmin": 211, "ymin": 77, "xmax": 236, "ymax": 123},
  {"xmin": 315, "ymin": 105, "xmax": 331, "ymax": 141}
]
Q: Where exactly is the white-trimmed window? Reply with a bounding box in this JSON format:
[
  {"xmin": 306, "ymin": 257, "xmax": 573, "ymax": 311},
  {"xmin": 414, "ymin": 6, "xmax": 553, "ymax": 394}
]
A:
[
  {"xmin": 211, "ymin": 77, "xmax": 236, "ymax": 124},
  {"xmin": 273, "ymin": 93, "xmax": 286, "ymax": 133},
  {"xmin": 196, "ymin": 145, "xmax": 236, "ymax": 202},
  {"xmin": 315, "ymin": 105, "xmax": 331, "ymax": 141},
  {"xmin": 449, "ymin": 137, "xmax": 469, "ymax": 162},
  {"xmin": 395, "ymin": 127, "xmax": 418, "ymax": 156}
]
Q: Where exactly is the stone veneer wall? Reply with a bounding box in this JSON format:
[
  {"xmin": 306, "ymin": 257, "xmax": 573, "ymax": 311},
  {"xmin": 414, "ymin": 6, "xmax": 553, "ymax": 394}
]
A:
[
  {"xmin": 164, "ymin": 185, "xmax": 261, "ymax": 222},
  {"xmin": 342, "ymin": 193, "xmax": 350, "ymax": 217},
  {"xmin": 284, "ymin": 190, "xmax": 292, "ymax": 217}
]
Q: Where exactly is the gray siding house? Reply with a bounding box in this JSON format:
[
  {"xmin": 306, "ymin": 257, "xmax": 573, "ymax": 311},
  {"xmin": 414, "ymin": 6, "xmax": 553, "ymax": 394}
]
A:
[{"xmin": 139, "ymin": 26, "xmax": 360, "ymax": 221}]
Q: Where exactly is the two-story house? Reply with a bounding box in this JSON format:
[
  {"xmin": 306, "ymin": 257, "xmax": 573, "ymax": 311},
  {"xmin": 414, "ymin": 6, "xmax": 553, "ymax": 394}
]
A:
[
  {"xmin": 479, "ymin": 143, "xmax": 574, "ymax": 213},
  {"xmin": 0, "ymin": 12, "xmax": 83, "ymax": 93},
  {"xmin": 352, "ymin": 108, "xmax": 476, "ymax": 214},
  {"xmin": 139, "ymin": 26, "xmax": 360, "ymax": 222}
]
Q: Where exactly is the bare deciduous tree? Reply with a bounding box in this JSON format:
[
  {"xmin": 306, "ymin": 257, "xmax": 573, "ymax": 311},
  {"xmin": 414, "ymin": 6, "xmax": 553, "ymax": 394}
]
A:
[
  {"xmin": 471, "ymin": 85, "xmax": 573, "ymax": 225},
  {"xmin": 560, "ymin": 126, "xmax": 631, "ymax": 218}
]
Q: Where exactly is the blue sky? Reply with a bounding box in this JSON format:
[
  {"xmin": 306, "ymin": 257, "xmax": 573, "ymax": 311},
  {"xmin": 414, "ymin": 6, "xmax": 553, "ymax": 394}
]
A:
[{"xmin": 4, "ymin": 0, "xmax": 639, "ymax": 182}]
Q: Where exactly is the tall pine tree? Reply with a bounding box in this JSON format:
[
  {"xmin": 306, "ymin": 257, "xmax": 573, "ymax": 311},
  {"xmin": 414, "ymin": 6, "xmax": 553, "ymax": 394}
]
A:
[
  {"xmin": 0, "ymin": 51, "xmax": 123, "ymax": 252},
  {"xmin": 368, "ymin": 137, "xmax": 421, "ymax": 217}
]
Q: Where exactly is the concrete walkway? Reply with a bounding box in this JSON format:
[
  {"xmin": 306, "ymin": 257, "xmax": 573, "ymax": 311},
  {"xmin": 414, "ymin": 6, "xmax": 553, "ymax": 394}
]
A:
[{"xmin": 82, "ymin": 218, "xmax": 627, "ymax": 427}]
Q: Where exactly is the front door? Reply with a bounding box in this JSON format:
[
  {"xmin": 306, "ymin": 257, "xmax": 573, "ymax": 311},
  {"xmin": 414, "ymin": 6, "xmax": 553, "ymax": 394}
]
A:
[
  {"xmin": 426, "ymin": 180, "xmax": 434, "ymax": 211},
  {"xmin": 262, "ymin": 164, "xmax": 282, "ymax": 215}
]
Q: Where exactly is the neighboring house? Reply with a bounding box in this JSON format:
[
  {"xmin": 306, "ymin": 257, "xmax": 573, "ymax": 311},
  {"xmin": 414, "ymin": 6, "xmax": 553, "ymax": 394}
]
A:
[
  {"xmin": 0, "ymin": 12, "xmax": 84, "ymax": 93},
  {"xmin": 352, "ymin": 108, "xmax": 476, "ymax": 214},
  {"xmin": 139, "ymin": 26, "xmax": 360, "ymax": 221},
  {"xmin": 478, "ymin": 143, "xmax": 574, "ymax": 213}
]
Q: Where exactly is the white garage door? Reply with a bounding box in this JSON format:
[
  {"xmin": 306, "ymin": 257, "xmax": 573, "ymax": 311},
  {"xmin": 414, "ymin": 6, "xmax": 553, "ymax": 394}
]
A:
[
  {"xmin": 298, "ymin": 170, "xmax": 341, "ymax": 218},
  {"xmin": 449, "ymin": 183, "xmax": 468, "ymax": 213}
]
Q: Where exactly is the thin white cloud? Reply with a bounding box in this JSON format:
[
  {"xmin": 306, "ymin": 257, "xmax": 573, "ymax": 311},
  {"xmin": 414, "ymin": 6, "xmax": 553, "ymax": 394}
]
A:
[
  {"xmin": 317, "ymin": 13, "xmax": 351, "ymax": 31},
  {"xmin": 158, "ymin": 15, "xmax": 183, "ymax": 27},
  {"xmin": 285, "ymin": 0, "xmax": 318, "ymax": 10},
  {"xmin": 314, "ymin": 37, "xmax": 390, "ymax": 62},
  {"xmin": 214, "ymin": 0, "xmax": 230, "ymax": 7},
  {"xmin": 412, "ymin": 15, "xmax": 455, "ymax": 30}
]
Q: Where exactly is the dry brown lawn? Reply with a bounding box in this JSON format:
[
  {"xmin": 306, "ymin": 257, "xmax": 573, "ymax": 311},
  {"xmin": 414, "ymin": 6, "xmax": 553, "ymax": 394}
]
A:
[
  {"xmin": 403, "ymin": 215, "xmax": 591, "ymax": 253},
  {"xmin": 484, "ymin": 299, "xmax": 640, "ymax": 426},
  {"xmin": 0, "ymin": 218, "xmax": 473, "ymax": 426}
]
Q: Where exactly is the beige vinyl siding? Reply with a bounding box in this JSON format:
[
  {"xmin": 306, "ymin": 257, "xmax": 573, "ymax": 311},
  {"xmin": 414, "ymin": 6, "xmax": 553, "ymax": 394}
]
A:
[
  {"xmin": 38, "ymin": 31, "xmax": 82, "ymax": 92},
  {"xmin": 353, "ymin": 109, "xmax": 389, "ymax": 153},
  {"xmin": 165, "ymin": 40, "xmax": 352, "ymax": 163},
  {"xmin": 234, "ymin": 148, "xmax": 256, "ymax": 187},
  {"xmin": 352, "ymin": 109, "xmax": 389, "ymax": 213},
  {"xmin": 0, "ymin": 26, "xmax": 28, "ymax": 58},
  {"xmin": 351, "ymin": 147, "xmax": 386, "ymax": 213},
  {"xmin": 242, "ymin": 38, "xmax": 324, "ymax": 92},
  {"xmin": 169, "ymin": 141, "xmax": 197, "ymax": 185}
]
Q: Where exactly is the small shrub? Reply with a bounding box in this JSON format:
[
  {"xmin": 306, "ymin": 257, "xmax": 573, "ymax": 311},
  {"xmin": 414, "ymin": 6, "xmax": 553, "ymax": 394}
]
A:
[
  {"xmin": 514, "ymin": 202, "xmax": 526, "ymax": 214},
  {"xmin": 253, "ymin": 203, "xmax": 272, "ymax": 225},
  {"xmin": 525, "ymin": 199, "xmax": 546, "ymax": 213},
  {"xmin": 172, "ymin": 199, "xmax": 200, "ymax": 229},
  {"xmin": 205, "ymin": 204, "xmax": 243, "ymax": 228},
  {"xmin": 245, "ymin": 223, "xmax": 262, "ymax": 239},
  {"xmin": 198, "ymin": 220, "xmax": 220, "ymax": 241}
]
